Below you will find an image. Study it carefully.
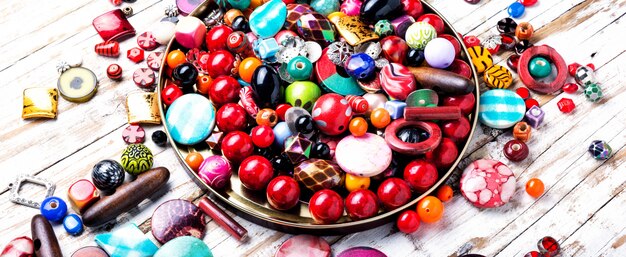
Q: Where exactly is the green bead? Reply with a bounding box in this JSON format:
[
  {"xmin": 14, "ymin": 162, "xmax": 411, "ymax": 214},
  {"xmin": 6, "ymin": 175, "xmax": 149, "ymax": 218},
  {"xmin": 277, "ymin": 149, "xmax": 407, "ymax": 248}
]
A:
[
  {"xmin": 375, "ymin": 20, "xmax": 393, "ymax": 37},
  {"xmin": 287, "ymin": 56, "xmax": 313, "ymax": 81},
  {"xmin": 120, "ymin": 144, "xmax": 153, "ymax": 175},
  {"xmin": 584, "ymin": 83, "xmax": 603, "ymax": 102},
  {"xmin": 405, "ymin": 89, "xmax": 439, "ymax": 107},
  {"xmin": 285, "ymin": 81, "xmax": 321, "ymax": 112},
  {"xmin": 154, "ymin": 236, "xmax": 213, "ymax": 257},
  {"xmin": 528, "ymin": 57, "xmax": 552, "ymax": 78}
]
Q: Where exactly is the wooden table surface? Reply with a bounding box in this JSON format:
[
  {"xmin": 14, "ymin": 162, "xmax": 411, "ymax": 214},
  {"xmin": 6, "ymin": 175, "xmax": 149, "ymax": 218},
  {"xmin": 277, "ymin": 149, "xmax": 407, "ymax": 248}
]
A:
[{"xmin": 1, "ymin": 0, "xmax": 625, "ymax": 256}]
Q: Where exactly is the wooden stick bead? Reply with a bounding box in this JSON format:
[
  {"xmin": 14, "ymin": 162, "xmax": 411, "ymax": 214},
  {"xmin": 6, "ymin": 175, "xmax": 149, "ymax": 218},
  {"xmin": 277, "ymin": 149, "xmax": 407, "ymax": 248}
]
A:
[
  {"xmin": 518, "ymin": 45, "xmax": 568, "ymax": 94},
  {"xmin": 404, "ymin": 106, "xmax": 462, "ymax": 121},
  {"xmin": 384, "ymin": 118, "xmax": 442, "ymax": 155},
  {"xmin": 31, "ymin": 214, "xmax": 62, "ymax": 257}
]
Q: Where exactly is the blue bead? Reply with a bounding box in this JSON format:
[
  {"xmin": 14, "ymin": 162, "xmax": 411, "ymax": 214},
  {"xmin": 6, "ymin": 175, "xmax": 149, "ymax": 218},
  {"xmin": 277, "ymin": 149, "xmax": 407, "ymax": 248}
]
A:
[
  {"xmin": 40, "ymin": 196, "xmax": 68, "ymax": 222},
  {"xmin": 249, "ymin": 0, "xmax": 287, "ymax": 38},
  {"xmin": 95, "ymin": 223, "xmax": 159, "ymax": 257},
  {"xmin": 254, "ymin": 38, "xmax": 280, "ymax": 61},
  {"xmin": 508, "ymin": 2, "xmax": 525, "ymax": 18},
  {"xmin": 165, "ymin": 94, "xmax": 216, "ymax": 145},
  {"xmin": 273, "ymin": 122, "xmax": 294, "ymax": 148},
  {"xmin": 384, "ymin": 100, "xmax": 406, "ymax": 120},
  {"xmin": 344, "ymin": 53, "xmax": 376, "ymax": 80},
  {"xmin": 63, "ymin": 214, "xmax": 84, "ymax": 235}
]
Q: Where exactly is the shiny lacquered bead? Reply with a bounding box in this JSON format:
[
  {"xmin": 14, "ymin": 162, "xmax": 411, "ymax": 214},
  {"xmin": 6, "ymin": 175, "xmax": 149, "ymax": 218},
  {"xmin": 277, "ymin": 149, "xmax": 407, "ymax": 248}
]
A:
[
  {"xmin": 537, "ymin": 236, "xmax": 560, "ymax": 257},
  {"xmin": 377, "ymin": 177, "xmax": 412, "ymax": 210},
  {"xmin": 266, "ymin": 176, "xmax": 300, "ymax": 210},
  {"xmin": 497, "ymin": 18, "xmax": 517, "ymax": 34},
  {"xmin": 525, "ymin": 178, "xmax": 544, "ymax": 198},
  {"xmin": 503, "ymin": 139, "xmax": 529, "ymax": 162},
  {"xmin": 574, "ymin": 65, "xmax": 597, "ymax": 87},
  {"xmin": 107, "ymin": 64, "xmax": 122, "ymax": 80},
  {"xmin": 239, "ymin": 156, "xmax": 274, "ymax": 191},
  {"xmin": 515, "ymin": 22, "xmax": 534, "ymax": 40},
  {"xmin": 508, "ymin": 2, "xmax": 525, "ymax": 18},
  {"xmin": 588, "ymin": 140, "xmax": 612, "ymax": 160},
  {"xmin": 463, "ymin": 35, "xmax": 481, "ymax": 48},
  {"xmin": 345, "ymin": 189, "xmax": 379, "ymax": 220},
  {"xmin": 127, "ymin": 47, "xmax": 145, "ymax": 63},
  {"xmin": 396, "ymin": 210, "xmax": 420, "ymax": 234},
  {"xmin": 152, "ymin": 130, "xmax": 168, "ymax": 147},
  {"xmin": 95, "ymin": 41, "xmax": 120, "ymax": 57},
  {"xmin": 345, "ymin": 53, "xmax": 376, "ymax": 80},
  {"xmin": 524, "ymin": 251, "xmax": 541, "ymax": 257},
  {"xmin": 513, "ymin": 122, "xmax": 532, "ymax": 142},
  {"xmin": 562, "ymin": 83, "xmax": 578, "ymax": 94},
  {"xmin": 68, "ymin": 179, "xmax": 100, "ymax": 213},
  {"xmin": 520, "ymin": 0, "xmax": 537, "ymax": 6},
  {"xmin": 584, "ymin": 83, "xmax": 603, "ymax": 102},
  {"xmin": 557, "ymin": 98, "xmax": 575, "ymax": 113},
  {"xmin": 529, "ymin": 57, "xmax": 551, "ymax": 78},
  {"xmin": 40, "ymin": 196, "xmax": 68, "ymax": 222},
  {"xmin": 526, "ymin": 99, "xmax": 540, "ymax": 109},
  {"xmin": 309, "ymin": 189, "xmax": 344, "ymax": 224},
  {"xmin": 63, "ymin": 214, "xmax": 84, "ymax": 235},
  {"xmin": 516, "ymin": 87, "xmax": 530, "ymax": 99}
]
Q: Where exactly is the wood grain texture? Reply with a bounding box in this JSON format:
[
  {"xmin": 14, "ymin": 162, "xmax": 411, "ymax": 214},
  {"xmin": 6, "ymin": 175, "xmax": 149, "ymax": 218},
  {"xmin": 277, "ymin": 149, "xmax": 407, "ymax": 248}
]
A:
[{"xmin": 0, "ymin": 0, "xmax": 624, "ymax": 256}]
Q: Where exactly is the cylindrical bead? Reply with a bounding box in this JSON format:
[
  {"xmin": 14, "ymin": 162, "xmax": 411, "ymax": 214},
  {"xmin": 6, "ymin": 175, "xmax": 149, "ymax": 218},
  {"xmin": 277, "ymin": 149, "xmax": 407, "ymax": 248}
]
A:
[
  {"xmin": 404, "ymin": 106, "xmax": 462, "ymax": 121},
  {"xmin": 31, "ymin": 214, "xmax": 62, "ymax": 257},
  {"xmin": 198, "ymin": 197, "xmax": 248, "ymax": 241},
  {"xmin": 94, "ymin": 41, "xmax": 120, "ymax": 57},
  {"xmin": 345, "ymin": 95, "xmax": 369, "ymax": 113}
]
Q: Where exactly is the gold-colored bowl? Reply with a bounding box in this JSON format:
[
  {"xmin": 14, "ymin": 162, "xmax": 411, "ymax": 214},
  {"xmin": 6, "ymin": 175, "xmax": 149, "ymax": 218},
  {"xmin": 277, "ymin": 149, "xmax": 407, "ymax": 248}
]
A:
[{"xmin": 158, "ymin": 0, "xmax": 480, "ymax": 235}]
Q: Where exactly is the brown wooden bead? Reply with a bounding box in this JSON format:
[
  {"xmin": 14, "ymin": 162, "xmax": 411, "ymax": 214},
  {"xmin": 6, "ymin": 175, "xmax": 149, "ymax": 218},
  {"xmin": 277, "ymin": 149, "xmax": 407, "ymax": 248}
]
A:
[
  {"xmin": 82, "ymin": 167, "xmax": 170, "ymax": 227},
  {"xmin": 31, "ymin": 214, "xmax": 62, "ymax": 257},
  {"xmin": 513, "ymin": 122, "xmax": 532, "ymax": 142},
  {"xmin": 408, "ymin": 67, "xmax": 475, "ymax": 95},
  {"xmin": 504, "ymin": 139, "xmax": 529, "ymax": 162},
  {"xmin": 515, "ymin": 22, "xmax": 534, "ymax": 40},
  {"xmin": 518, "ymin": 45, "xmax": 568, "ymax": 94}
]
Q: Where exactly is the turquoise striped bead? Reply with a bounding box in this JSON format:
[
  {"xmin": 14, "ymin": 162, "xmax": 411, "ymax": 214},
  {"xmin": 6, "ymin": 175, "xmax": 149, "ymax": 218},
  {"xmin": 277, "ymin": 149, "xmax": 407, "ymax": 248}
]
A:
[{"xmin": 479, "ymin": 89, "xmax": 525, "ymax": 129}]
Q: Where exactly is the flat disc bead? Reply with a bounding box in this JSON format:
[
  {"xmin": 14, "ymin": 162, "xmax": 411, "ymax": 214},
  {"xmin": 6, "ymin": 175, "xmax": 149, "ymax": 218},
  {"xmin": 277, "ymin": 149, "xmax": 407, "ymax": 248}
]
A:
[
  {"xmin": 276, "ymin": 235, "xmax": 331, "ymax": 257},
  {"xmin": 335, "ymin": 133, "xmax": 392, "ymax": 177},
  {"xmin": 165, "ymin": 94, "xmax": 216, "ymax": 145},
  {"xmin": 460, "ymin": 159, "xmax": 516, "ymax": 208}
]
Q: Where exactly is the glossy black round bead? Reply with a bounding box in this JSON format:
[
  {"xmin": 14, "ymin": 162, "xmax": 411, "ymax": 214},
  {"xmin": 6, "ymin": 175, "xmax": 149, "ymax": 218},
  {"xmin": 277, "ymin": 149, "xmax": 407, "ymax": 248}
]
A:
[
  {"xmin": 255, "ymin": 147, "xmax": 274, "ymax": 159},
  {"xmin": 397, "ymin": 127, "xmax": 429, "ymax": 143},
  {"xmin": 310, "ymin": 142, "xmax": 331, "ymax": 159},
  {"xmin": 151, "ymin": 130, "xmax": 167, "ymax": 147},
  {"xmin": 92, "ymin": 160, "xmax": 125, "ymax": 192},
  {"xmin": 172, "ymin": 63, "xmax": 199, "ymax": 88},
  {"xmin": 405, "ymin": 49, "xmax": 425, "ymax": 67},
  {"xmin": 271, "ymin": 155, "xmax": 293, "ymax": 172},
  {"xmin": 231, "ymin": 16, "xmax": 250, "ymax": 32},
  {"xmin": 295, "ymin": 116, "xmax": 315, "ymax": 134}
]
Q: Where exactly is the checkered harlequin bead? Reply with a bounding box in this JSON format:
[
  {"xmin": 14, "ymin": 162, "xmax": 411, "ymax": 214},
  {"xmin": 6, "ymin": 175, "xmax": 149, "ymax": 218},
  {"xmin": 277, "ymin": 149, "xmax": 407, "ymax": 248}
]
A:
[
  {"xmin": 294, "ymin": 158, "xmax": 343, "ymax": 192},
  {"xmin": 284, "ymin": 4, "xmax": 314, "ymax": 32},
  {"xmin": 588, "ymin": 140, "xmax": 611, "ymax": 160},
  {"xmin": 584, "ymin": 83, "xmax": 603, "ymax": 102},
  {"xmin": 297, "ymin": 13, "xmax": 336, "ymax": 46}
]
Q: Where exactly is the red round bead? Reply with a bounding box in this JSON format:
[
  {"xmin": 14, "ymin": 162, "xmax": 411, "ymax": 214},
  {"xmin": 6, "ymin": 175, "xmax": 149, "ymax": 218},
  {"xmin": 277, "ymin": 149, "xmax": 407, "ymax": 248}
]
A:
[
  {"xmin": 204, "ymin": 50, "xmax": 235, "ymax": 78},
  {"xmin": 209, "ymin": 75, "xmax": 241, "ymax": 106},
  {"xmin": 309, "ymin": 189, "xmax": 344, "ymax": 224},
  {"xmin": 562, "ymin": 83, "xmax": 578, "ymax": 94},
  {"xmin": 538, "ymin": 236, "xmax": 560, "ymax": 256},
  {"xmin": 345, "ymin": 189, "xmax": 379, "ymax": 220},
  {"xmin": 221, "ymin": 131, "xmax": 254, "ymax": 164},
  {"xmin": 442, "ymin": 93, "xmax": 475, "ymax": 115},
  {"xmin": 275, "ymin": 103, "xmax": 292, "ymax": 121},
  {"xmin": 206, "ymin": 25, "xmax": 233, "ymax": 52},
  {"xmin": 250, "ymin": 125, "xmax": 275, "ymax": 148},
  {"xmin": 463, "ymin": 35, "xmax": 481, "ymax": 48},
  {"xmin": 525, "ymin": 98, "xmax": 539, "ymax": 110},
  {"xmin": 417, "ymin": 14, "xmax": 445, "ymax": 35},
  {"xmin": 586, "ymin": 63, "xmax": 595, "ymax": 71},
  {"xmin": 106, "ymin": 64, "xmax": 123, "ymax": 80},
  {"xmin": 524, "ymin": 251, "xmax": 541, "ymax": 257},
  {"xmin": 568, "ymin": 63, "xmax": 581, "ymax": 77},
  {"xmin": 377, "ymin": 178, "xmax": 412, "ymax": 210},
  {"xmin": 504, "ymin": 139, "xmax": 529, "ymax": 162},
  {"xmin": 438, "ymin": 34, "xmax": 461, "ymax": 57},
  {"xmin": 401, "ymin": 0, "xmax": 424, "ymax": 19},
  {"xmin": 238, "ymin": 155, "xmax": 274, "ymax": 191},
  {"xmin": 519, "ymin": 0, "xmax": 537, "ymax": 6},
  {"xmin": 441, "ymin": 116, "xmax": 471, "ymax": 143},
  {"xmin": 516, "ymin": 87, "xmax": 531, "ymax": 99},
  {"xmin": 266, "ymin": 176, "xmax": 300, "ymax": 210},
  {"xmin": 396, "ymin": 210, "xmax": 420, "ymax": 234},
  {"xmin": 425, "ymin": 138, "xmax": 459, "ymax": 169},
  {"xmin": 447, "ymin": 59, "xmax": 472, "ymax": 79},
  {"xmin": 380, "ymin": 36, "xmax": 409, "ymax": 64},
  {"xmin": 161, "ymin": 84, "xmax": 183, "ymax": 106},
  {"xmin": 403, "ymin": 159, "xmax": 438, "ymax": 193},
  {"xmin": 216, "ymin": 103, "xmax": 248, "ymax": 133}
]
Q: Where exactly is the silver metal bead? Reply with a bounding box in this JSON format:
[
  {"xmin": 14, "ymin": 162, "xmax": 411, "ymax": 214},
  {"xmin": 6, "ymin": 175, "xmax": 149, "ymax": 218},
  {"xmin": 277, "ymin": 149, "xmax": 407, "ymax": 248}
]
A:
[{"xmin": 165, "ymin": 4, "xmax": 178, "ymax": 17}]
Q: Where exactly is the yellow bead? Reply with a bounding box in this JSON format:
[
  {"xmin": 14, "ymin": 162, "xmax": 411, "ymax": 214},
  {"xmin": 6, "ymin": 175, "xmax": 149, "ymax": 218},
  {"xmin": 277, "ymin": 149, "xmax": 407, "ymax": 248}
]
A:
[
  {"xmin": 327, "ymin": 12, "xmax": 346, "ymax": 24},
  {"xmin": 483, "ymin": 65, "xmax": 513, "ymax": 89},
  {"xmin": 345, "ymin": 173, "xmax": 371, "ymax": 192},
  {"xmin": 467, "ymin": 46, "xmax": 493, "ymax": 74},
  {"xmin": 22, "ymin": 88, "xmax": 58, "ymax": 119}
]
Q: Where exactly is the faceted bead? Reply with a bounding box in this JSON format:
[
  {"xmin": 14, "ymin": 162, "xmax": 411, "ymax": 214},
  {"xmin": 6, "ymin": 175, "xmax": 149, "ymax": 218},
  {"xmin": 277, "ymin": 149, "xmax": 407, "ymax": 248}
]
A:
[
  {"xmin": 375, "ymin": 20, "xmax": 394, "ymax": 37},
  {"xmin": 484, "ymin": 65, "xmax": 513, "ymax": 89},
  {"xmin": 205, "ymin": 130, "xmax": 224, "ymax": 150},
  {"xmin": 68, "ymin": 179, "xmax": 100, "ymax": 213},
  {"xmin": 297, "ymin": 13, "xmax": 336, "ymax": 46},
  {"xmin": 508, "ymin": 2, "xmax": 525, "ymax": 18},
  {"xmin": 584, "ymin": 83, "xmax": 603, "ymax": 102},
  {"xmin": 504, "ymin": 139, "xmax": 529, "ymax": 162},
  {"xmin": 63, "ymin": 214, "xmax": 84, "ymax": 235},
  {"xmin": 127, "ymin": 47, "xmax": 144, "ymax": 63},
  {"xmin": 588, "ymin": 140, "xmax": 612, "ymax": 160},
  {"xmin": 513, "ymin": 122, "xmax": 532, "ymax": 142},
  {"xmin": 537, "ymin": 236, "xmax": 560, "ymax": 257},
  {"xmin": 283, "ymin": 134, "xmax": 313, "ymax": 164},
  {"xmin": 525, "ymin": 106, "xmax": 545, "ymax": 128},
  {"xmin": 529, "ymin": 57, "xmax": 552, "ymax": 78},
  {"xmin": 294, "ymin": 159, "xmax": 343, "ymax": 191},
  {"xmin": 562, "ymin": 83, "xmax": 579, "ymax": 94},
  {"xmin": 95, "ymin": 223, "xmax": 159, "ymax": 257},
  {"xmin": 497, "ymin": 18, "xmax": 517, "ymax": 34},
  {"xmin": 557, "ymin": 98, "xmax": 575, "ymax": 113},
  {"xmin": 152, "ymin": 130, "xmax": 168, "ymax": 147}
]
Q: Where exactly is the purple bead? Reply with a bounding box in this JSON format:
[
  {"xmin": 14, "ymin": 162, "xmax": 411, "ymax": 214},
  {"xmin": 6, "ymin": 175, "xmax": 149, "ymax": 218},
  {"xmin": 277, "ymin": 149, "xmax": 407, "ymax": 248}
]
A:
[
  {"xmin": 424, "ymin": 38, "xmax": 455, "ymax": 68},
  {"xmin": 525, "ymin": 105, "xmax": 544, "ymax": 128},
  {"xmin": 390, "ymin": 15, "xmax": 415, "ymax": 31},
  {"xmin": 337, "ymin": 247, "xmax": 387, "ymax": 257},
  {"xmin": 197, "ymin": 156, "xmax": 232, "ymax": 189}
]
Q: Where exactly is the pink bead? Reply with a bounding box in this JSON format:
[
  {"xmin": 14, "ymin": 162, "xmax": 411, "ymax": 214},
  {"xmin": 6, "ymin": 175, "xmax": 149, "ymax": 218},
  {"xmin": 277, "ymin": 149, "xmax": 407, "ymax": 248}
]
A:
[
  {"xmin": 1, "ymin": 236, "xmax": 34, "ymax": 257},
  {"xmin": 460, "ymin": 159, "xmax": 516, "ymax": 208},
  {"xmin": 340, "ymin": 0, "xmax": 363, "ymax": 16},
  {"xmin": 175, "ymin": 16, "xmax": 207, "ymax": 49},
  {"xmin": 197, "ymin": 155, "xmax": 232, "ymax": 189}
]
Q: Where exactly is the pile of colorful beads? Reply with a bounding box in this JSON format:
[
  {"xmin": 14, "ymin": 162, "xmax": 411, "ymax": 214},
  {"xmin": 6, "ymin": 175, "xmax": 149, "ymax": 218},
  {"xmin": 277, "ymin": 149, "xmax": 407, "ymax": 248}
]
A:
[{"xmin": 158, "ymin": 0, "xmax": 479, "ymax": 228}]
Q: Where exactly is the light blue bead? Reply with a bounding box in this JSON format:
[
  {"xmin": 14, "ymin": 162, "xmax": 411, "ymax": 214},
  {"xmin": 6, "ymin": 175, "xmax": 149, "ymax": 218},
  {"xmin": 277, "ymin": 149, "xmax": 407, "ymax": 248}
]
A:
[
  {"xmin": 227, "ymin": 0, "xmax": 250, "ymax": 10},
  {"xmin": 237, "ymin": 78, "xmax": 251, "ymax": 87},
  {"xmin": 165, "ymin": 94, "xmax": 216, "ymax": 145},
  {"xmin": 273, "ymin": 122, "xmax": 294, "ymax": 148},
  {"xmin": 508, "ymin": 2, "xmax": 525, "ymax": 18},
  {"xmin": 384, "ymin": 100, "xmax": 406, "ymax": 119},
  {"xmin": 254, "ymin": 37, "xmax": 280, "ymax": 60},
  {"xmin": 155, "ymin": 236, "xmax": 213, "ymax": 257},
  {"xmin": 479, "ymin": 89, "xmax": 525, "ymax": 129},
  {"xmin": 63, "ymin": 214, "xmax": 83, "ymax": 235},
  {"xmin": 249, "ymin": 0, "xmax": 287, "ymax": 38},
  {"xmin": 310, "ymin": 0, "xmax": 340, "ymax": 16},
  {"xmin": 95, "ymin": 223, "xmax": 159, "ymax": 257}
]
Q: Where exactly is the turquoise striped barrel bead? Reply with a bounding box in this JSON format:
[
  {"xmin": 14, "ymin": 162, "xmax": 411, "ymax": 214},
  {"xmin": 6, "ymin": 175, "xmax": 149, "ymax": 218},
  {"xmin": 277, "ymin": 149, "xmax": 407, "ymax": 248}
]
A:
[{"xmin": 479, "ymin": 89, "xmax": 525, "ymax": 129}]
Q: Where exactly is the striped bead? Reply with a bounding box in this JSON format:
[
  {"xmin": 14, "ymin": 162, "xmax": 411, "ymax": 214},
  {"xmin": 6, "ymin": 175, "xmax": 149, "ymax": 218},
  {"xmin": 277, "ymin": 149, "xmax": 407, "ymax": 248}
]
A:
[
  {"xmin": 479, "ymin": 89, "xmax": 525, "ymax": 129},
  {"xmin": 95, "ymin": 41, "xmax": 120, "ymax": 57},
  {"xmin": 345, "ymin": 95, "xmax": 369, "ymax": 113},
  {"xmin": 107, "ymin": 64, "xmax": 123, "ymax": 80},
  {"xmin": 467, "ymin": 46, "xmax": 493, "ymax": 73},
  {"xmin": 484, "ymin": 65, "xmax": 513, "ymax": 89}
]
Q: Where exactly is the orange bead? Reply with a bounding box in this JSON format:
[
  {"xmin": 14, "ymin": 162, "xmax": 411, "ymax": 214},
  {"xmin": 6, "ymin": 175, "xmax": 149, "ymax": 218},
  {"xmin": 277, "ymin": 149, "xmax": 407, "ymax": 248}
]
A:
[
  {"xmin": 416, "ymin": 196, "xmax": 444, "ymax": 223},
  {"xmin": 256, "ymin": 108, "xmax": 278, "ymax": 127},
  {"xmin": 525, "ymin": 178, "xmax": 545, "ymax": 198},
  {"xmin": 167, "ymin": 49, "xmax": 186, "ymax": 69},
  {"xmin": 349, "ymin": 117, "xmax": 368, "ymax": 136},
  {"xmin": 196, "ymin": 75, "xmax": 213, "ymax": 94},
  {"xmin": 327, "ymin": 12, "xmax": 346, "ymax": 24},
  {"xmin": 436, "ymin": 185, "xmax": 454, "ymax": 202},
  {"xmin": 249, "ymin": 0, "xmax": 264, "ymax": 9},
  {"xmin": 239, "ymin": 57, "xmax": 263, "ymax": 83},
  {"xmin": 185, "ymin": 152, "xmax": 204, "ymax": 171},
  {"xmin": 223, "ymin": 9, "xmax": 244, "ymax": 26},
  {"xmin": 370, "ymin": 108, "xmax": 391, "ymax": 129}
]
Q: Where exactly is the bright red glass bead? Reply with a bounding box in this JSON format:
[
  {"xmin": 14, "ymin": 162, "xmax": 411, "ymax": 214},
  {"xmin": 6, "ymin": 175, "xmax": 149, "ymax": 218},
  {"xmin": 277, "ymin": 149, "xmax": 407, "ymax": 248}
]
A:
[
  {"xmin": 568, "ymin": 62, "xmax": 581, "ymax": 77},
  {"xmin": 275, "ymin": 103, "xmax": 292, "ymax": 121},
  {"xmin": 380, "ymin": 36, "xmax": 409, "ymax": 64},
  {"xmin": 439, "ymin": 34, "xmax": 461, "ymax": 57},
  {"xmin": 206, "ymin": 25, "xmax": 233, "ymax": 51},
  {"xmin": 417, "ymin": 14, "xmax": 445, "ymax": 35},
  {"xmin": 403, "ymin": 159, "xmax": 438, "ymax": 193},
  {"xmin": 524, "ymin": 251, "xmax": 541, "ymax": 257},
  {"xmin": 216, "ymin": 103, "xmax": 248, "ymax": 133},
  {"xmin": 238, "ymin": 155, "xmax": 274, "ymax": 191},
  {"xmin": 425, "ymin": 138, "xmax": 459, "ymax": 169},
  {"xmin": 127, "ymin": 47, "xmax": 144, "ymax": 63},
  {"xmin": 345, "ymin": 189, "xmax": 379, "ymax": 220},
  {"xmin": 209, "ymin": 75, "xmax": 241, "ymax": 106},
  {"xmin": 442, "ymin": 93, "xmax": 475, "ymax": 116},
  {"xmin": 309, "ymin": 189, "xmax": 344, "ymax": 224},
  {"xmin": 401, "ymin": 0, "xmax": 424, "ymax": 19},
  {"xmin": 441, "ymin": 116, "xmax": 471, "ymax": 143},
  {"xmin": 519, "ymin": 0, "xmax": 537, "ymax": 6},
  {"xmin": 396, "ymin": 210, "xmax": 420, "ymax": 234},
  {"xmin": 557, "ymin": 98, "xmax": 575, "ymax": 113},
  {"xmin": 562, "ymin": 83, "xmax": 578, "ymax": 93},
  {"xmin": 250, "ymin": 125, "xmax": 275, "ymax": 148},
  {"xmin": 161, "ymin": 84, "xmax": 183, "ymax": 106},
  {"xmin": 221, "ymin": 131, "xmax": 254, "ymax": 164},
  {"xmin": 586, "ymin": 63, "xmax": 595, "ymax": 71},
  {"xmin": 204, "ymin": 50, "xmax": 235, "ymax": 78},
  {"xmin": 377, "ymin": 178, "xmax": 412, "ymax": 210},
  {"xmin": 525, "ymin": 98, "xmax": 539, "ymax": 110},
  {"xmin": 516, "ymin": 87, "xmax": 531, "ymax": 99},
  {"xmin": 266, "ymin": 176, "xmax": 300, "ymax": 210},
  {"xmin": 538, "ymin": 236, "xmax": 560, "ymax": 257},
  {"xmin": 463, "ymin": 35, "xmax": 481, "ymax": 48},
  {"xmin": 447, "ymin": 59, "xmax": 472, "ymax": 79}
]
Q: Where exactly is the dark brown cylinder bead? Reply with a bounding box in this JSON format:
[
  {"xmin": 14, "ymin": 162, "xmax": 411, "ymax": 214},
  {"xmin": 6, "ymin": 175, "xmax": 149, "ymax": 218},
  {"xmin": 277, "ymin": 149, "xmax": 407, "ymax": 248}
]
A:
[
  {"xmin": 198, "ymin": 197, "xmax": 248, "ymax": 241},
  {"xmin": 31, "ymin": 214, "xmax": 62, "ymax": 257},
  {"xmin": 504, "ymin": 139, "xmax": 529, "ymax": 162},
  {"xmin": 408, "ymin": 67, "xmax": 475, "ymax": 95},
  {"xmin": 404, "ymin": 106, "xmax": 462, "ymax": 121},
  {"xmin": 82, "ymin": 167, "xmax": 170, "ymax": 227},
  {"xmin": 71, "ymin": 246, "xmax": 109, "ymax": 257}
]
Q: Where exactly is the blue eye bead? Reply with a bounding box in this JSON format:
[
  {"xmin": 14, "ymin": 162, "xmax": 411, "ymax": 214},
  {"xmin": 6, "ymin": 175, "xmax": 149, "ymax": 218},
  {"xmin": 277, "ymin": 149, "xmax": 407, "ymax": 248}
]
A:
[
  {"xmin": 63, "ymin": 214, "xmax": 84, "ymax": 235},
  {"xmin": 508, "ymin": 2, "xmax": 525, "ymax": 18},
  {"xmin": 40, "ymin": 196, "xmax": 68, "ymax": 222}
]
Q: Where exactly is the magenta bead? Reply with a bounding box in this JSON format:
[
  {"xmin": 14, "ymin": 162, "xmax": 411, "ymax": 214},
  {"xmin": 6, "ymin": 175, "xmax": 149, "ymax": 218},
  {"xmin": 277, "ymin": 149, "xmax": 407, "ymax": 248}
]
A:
[
  {"xmin": 340, "ymin": 0, "xmax": 362, "ymax": 16},
  {"xmin": 424, "ymin": 38, "xmax": 455, "ymax": 69},
  {"xmin": 197, "ymin": 155, "xmax": 232, "ymax": 189}
]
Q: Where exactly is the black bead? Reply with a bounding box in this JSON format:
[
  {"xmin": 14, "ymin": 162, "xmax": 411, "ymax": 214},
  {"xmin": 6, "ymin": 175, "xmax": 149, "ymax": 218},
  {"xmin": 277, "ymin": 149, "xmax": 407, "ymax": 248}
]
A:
[
  {"xmin": 311, "ymin": 142, "xmax": 331, "ymax": 159},
  {"xmin": 92, "ymin": 160, "xmax": 125, "ymax": 192},
  {"xmin": 497, "ymin": 18, "xmax": 518, "ymax": 34},
  {"xmin": 231, "ymin": 16, "xmax": 250, "ymax": 32},
  {"xmin": 172, "ymin": 63, "xmax": 199, "ymax": 88},
  {"xmin": 397, "ymin": 127, "xmax": 421, "ymax": 143},
  {"xmin": 255, "ymin": 147, "xmax": 274, "ymax": 159},
  {"xmin": 295, "ymin": 116, "xmax": 315, "ymax": 134},
  {"xmin": 515, "ymin": 40, "xmax": 533, "ymax": 55},
  {"xmin": 405, "ymin": 49, "xmax": 425, "ymax": 67},
  {"xmin": 152, "ymin": 130, "xmax": 168, "ymax": 147},
  {"xmin": 271, "ymin": 155, "xmax": 293, "ymax": 171}
]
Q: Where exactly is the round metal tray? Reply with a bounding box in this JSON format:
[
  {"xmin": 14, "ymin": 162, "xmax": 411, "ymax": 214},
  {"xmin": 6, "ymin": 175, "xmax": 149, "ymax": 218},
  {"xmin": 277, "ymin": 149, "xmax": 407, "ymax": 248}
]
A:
[{"xmin": 157, "ymin": 0, "xmax": 480, "ymax": 235}]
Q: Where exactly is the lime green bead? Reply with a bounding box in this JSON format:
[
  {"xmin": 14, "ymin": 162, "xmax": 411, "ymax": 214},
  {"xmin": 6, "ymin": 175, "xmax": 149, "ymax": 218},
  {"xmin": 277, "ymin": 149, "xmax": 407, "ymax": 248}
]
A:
[
  {"xmin": 287, "ymin": 56, "xmax": 313, "ymax": 81},
  {"xmin": 285, "ymin": 81, "xmax": 321, "ymax": 112},
  {"xmin": 529, "ymin": 57, "xmax": 551, "ymax": 78}
]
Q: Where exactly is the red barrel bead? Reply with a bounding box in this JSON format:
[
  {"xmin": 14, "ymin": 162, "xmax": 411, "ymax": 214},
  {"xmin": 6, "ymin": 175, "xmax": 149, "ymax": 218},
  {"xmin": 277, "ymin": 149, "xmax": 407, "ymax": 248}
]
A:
[
  {"xmin": 95, "ymin": 41, "xmax": 120, "ymax": 57},
  {"xmin": 345, "ymin": 95, "xmax": 369, "ymax": 114},
  {"xmin": 106, "ymin": 64, "xmax": 122, "ymax": 80}
]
